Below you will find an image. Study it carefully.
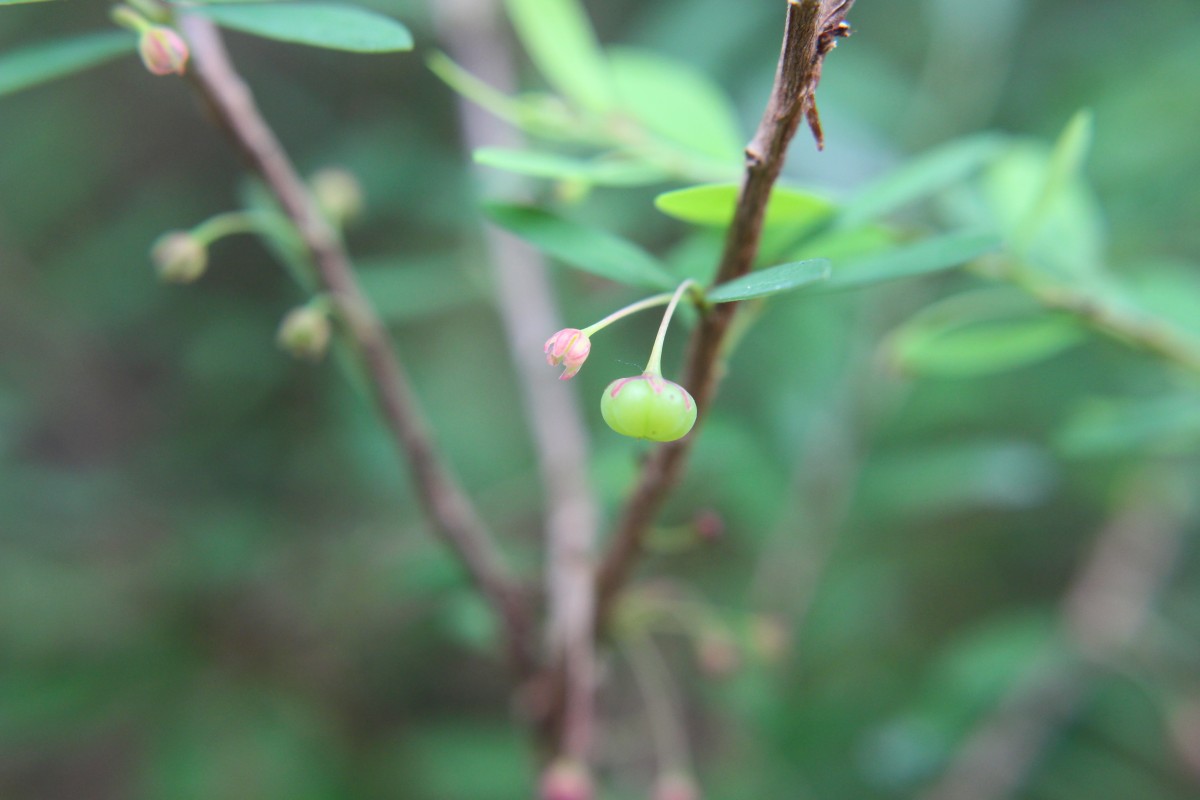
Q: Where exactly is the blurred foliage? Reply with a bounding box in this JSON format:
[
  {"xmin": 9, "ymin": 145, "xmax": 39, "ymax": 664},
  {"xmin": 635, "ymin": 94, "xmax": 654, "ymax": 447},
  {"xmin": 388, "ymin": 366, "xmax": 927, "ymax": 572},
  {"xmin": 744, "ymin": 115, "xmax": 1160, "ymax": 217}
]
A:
[{"xmin": 1, "ymin": 1, "xmax": 1199, "ymax": 799}]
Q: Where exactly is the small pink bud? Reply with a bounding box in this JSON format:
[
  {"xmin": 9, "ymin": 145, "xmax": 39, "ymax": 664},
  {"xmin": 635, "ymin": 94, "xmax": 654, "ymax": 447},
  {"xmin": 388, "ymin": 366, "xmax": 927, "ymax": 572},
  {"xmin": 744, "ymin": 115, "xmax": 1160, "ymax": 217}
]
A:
[
  {"xmin": 652, "ymin": 772, "xmax": 701, "ymax": 800},
  {"xmin": 695, "ymin": 632, "xmax": 740, "ymax": 679},
  {"xmin": 138, "ymin": 25, "xmax": 189, "ymax": 76},
  {"xmin": 749, "ymin": 615, "xmax": 790, "ymax": 663},
  {"xmin": 539, "ymin": 759, "xmax": 594, "ymax": 800},
  {"xmin": 692, "ymin": 509, "xmax": 724, "ymax": 542},
  {"xmin": 544, "ymin": 328, "xmax": 591, "ymax": 380},
  {"xmin": 151, "ymin": 230, "xmax": 207, "ymax": 283}
]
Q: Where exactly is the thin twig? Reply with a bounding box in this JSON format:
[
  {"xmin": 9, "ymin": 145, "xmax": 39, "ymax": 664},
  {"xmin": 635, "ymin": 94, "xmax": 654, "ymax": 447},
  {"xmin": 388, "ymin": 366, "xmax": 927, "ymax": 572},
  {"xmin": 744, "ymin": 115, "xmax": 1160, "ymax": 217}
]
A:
[
  {"xmin": 595, "ymin": 0, "xmax": 855, "ymax": 624},
  {"xmin": 177, "ymin": 15, "xmax": 537, "ymax": 677},
  {"xmin": 1023, "ymin": 278, "xmax": 1200, "ymax": 376},
  {"xmin": 431, "ymin": 0, "xmax": 599, "ymax": 758}
]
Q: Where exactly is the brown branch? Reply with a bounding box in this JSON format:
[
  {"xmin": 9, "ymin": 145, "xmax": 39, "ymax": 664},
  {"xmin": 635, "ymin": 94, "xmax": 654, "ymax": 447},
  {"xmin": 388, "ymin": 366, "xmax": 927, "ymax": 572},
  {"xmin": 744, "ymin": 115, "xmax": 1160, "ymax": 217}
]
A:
[
  {"xmin": 177, "ymin": 15, "xmax": 537, "ymax": 677},
  {"xmin": 431, "ymin": 0, "xmax": 599, "ymax": 759},
  {"xmin": 595, "ymin": 0, "xmax": 855, "ymax": 623}
]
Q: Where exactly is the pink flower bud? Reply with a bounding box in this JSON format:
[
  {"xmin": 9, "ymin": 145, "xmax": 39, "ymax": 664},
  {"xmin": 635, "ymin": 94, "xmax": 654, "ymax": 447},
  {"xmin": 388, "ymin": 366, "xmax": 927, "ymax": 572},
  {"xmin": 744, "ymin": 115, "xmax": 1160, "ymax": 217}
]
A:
[
  {"xmin": 695, "ymin": 631, "xmax": 740, "ymax": 678},
  {"xmin": 539, "ymin": 760, "xmax": 594, "ymax": 800},
  {"xmin": 653, "ymin": 772, "xmax": 701, "ymax": 800},
  {"xmin": 138, "ymin": 25, "xmax": 189, "ymax": 76},
  {"xmin": 544, "ymin": 328, "xmax": 591, "ymax": 380}
]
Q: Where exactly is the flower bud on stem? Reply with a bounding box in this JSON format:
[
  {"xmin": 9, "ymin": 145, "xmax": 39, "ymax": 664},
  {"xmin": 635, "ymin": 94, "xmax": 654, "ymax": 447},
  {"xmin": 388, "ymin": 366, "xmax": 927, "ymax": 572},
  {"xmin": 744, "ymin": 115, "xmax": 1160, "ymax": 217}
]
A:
[{"xmin": 111, "ymin": 4, "xmax": 189, "ymax": 76}]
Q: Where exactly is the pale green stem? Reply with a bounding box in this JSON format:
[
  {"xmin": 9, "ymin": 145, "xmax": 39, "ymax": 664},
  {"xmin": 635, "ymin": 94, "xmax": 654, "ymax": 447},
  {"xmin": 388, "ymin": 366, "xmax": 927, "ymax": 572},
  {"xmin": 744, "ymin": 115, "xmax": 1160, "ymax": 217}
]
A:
[
  {"xmin": 626, "ymin": 635, "xmax": 692, "ymax": 774},
  {"xmin": 126, "ymin": 0, "xmax": 171, "ymax": 24},
  {"xmin": 580, "ymin": 292, "xmax": 674, "ymax": 338},
  {"xmin": 110, "ymin": 5, "xmax": 153, "ymax": 34},
  {"xmin": 644, "ymin": 280, "xmax": 697, "ymax": 377},
  {"xmin": 190, "ymin": 210, "xmax": 275, "ymax": 245}
]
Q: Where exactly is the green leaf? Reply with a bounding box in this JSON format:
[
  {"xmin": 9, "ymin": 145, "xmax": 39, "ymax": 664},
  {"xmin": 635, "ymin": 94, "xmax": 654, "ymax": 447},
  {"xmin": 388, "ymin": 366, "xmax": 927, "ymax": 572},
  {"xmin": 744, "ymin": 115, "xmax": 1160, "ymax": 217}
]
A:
[
  {"xmin": 705, "ymin": 259, "xmax": 831, "ymax": 303},
  {"xmin": 484, "ymin": 203, "xmax": 675, "ymax": 289},
  {"xmin": 1058, "ymin": 393, "xmax": 1200, "ymax": 457},
  {"xmin": 818, "ymin": 230, "xmax": 1002, "ymax": 292},
  {"xmin": 839, "ymin": 133, "xmax": 1010, "ymax": 227},
  {"xmin": 474, "ymin": 147, "xmax": 669, "ymax": 187},
  {"xmin": 503, "ymin": 0, "xmax": 614, "ymax": 114},
  {"xmin": 428, "ymin": 53, "xmax": 585, "ymax": 141},
  {"xmin": 196, "ymin": 4, "xmax": 413, "ymax": 52},
  {"xmin": 0, "ymin": 0, "xmax": 59, "ymax": 5},
  {"xmin": 891, "ymin": 290, "xmax": 1087, "ymax": 377},
  {"xmin": 607, "ymin": 46, "xmax": 742, "ymax": 162},
  {"xmin": 1013, "ymin": 109, "xmax": 1094, "ymax": 250},
  {"xmin": 655, "ymin": 183, "xmax": 836, "ymax": 229},
  {"xmin": 981, "ymin": 142, "xmax": 1105, "ymax": 281},
  {"xmin": 0, "ymin": 32, "xmax": 134, "ymax": 98}
]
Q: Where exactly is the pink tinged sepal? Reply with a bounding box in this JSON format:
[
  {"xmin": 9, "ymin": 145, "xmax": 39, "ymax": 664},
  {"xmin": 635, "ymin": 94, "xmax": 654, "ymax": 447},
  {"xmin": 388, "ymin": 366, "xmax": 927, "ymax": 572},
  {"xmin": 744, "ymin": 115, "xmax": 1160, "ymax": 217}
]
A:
[
  {"xmin": 139, "ymin": 26, "xmax": 189, "ymax": 76},
  {"xmin": 544, "ymin": 328, "xmax": 591, "ymax": 380}
]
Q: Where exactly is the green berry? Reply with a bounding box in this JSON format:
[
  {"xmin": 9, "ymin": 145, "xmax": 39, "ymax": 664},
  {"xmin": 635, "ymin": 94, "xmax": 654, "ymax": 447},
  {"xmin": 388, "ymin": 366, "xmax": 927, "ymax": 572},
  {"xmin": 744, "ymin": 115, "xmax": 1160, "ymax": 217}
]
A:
[{"xmin": 600, "ymin": 374, "xmax": 697, "ymax": 442}]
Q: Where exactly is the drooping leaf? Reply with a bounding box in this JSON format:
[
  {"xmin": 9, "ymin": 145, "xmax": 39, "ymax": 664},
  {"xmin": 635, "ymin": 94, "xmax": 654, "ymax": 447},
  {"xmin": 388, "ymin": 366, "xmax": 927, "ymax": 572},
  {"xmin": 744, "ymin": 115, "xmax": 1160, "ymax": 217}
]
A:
[
  {"xmin": 705, "ymin": 259, "xmax": 831, "ymax": 303},
  {"xmin": 839, "ymin": 133, "xmax": 1010, "ymax": 227},
  {"xmin": 474, "ymin": 148, "xmax": 669, "ymax": 187},
  {"xmin": 607, "ymin": 46, "xmax": 742, "ymax": 162},
  {"xmin": 0, "ymin": 31, "xmax": 134, "ymax": 98},
  {"xmin": 655, "ymin": 183, "xmax": 836, "ymax": 229},
  {"xmin": 503, "ymin": 0, "xmax": 614, "ymax": 114},
  {"xmin": 196, "ymin": 4, "xmax": 412, "ymax": 52},
  {"xmin": 484, "ymin": 203, "xmax": 675, "ymax": 289},
  {"xmin": 817, "ymin": 230, "xmax": 1002, "ymax": 292},
  {"xmin": 1058, "ymin": 393, "xmax": 1200, "ymax": 457},
  {"xmin": 429, "ymin": 52, "xmax": 533, "ymax": 128},
  {"xmin": 890, "ymin": 289, "xmax": 1087, "ymax": 377}
]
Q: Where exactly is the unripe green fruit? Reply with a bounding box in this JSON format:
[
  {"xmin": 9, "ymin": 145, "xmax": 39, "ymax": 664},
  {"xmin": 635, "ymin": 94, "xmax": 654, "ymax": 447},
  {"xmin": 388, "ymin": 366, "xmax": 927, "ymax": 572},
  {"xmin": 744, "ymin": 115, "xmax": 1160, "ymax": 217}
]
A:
[{"xmin": 601, "ymin": 374, "xmax": 697, "ymax": 442}]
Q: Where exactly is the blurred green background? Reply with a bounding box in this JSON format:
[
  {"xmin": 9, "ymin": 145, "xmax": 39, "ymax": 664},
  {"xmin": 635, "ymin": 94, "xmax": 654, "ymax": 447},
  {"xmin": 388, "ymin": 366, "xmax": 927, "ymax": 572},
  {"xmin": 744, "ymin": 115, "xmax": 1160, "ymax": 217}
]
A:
[{"xmin": 1, "ymin": 1, "xmax": 1199, "ymax": 798}]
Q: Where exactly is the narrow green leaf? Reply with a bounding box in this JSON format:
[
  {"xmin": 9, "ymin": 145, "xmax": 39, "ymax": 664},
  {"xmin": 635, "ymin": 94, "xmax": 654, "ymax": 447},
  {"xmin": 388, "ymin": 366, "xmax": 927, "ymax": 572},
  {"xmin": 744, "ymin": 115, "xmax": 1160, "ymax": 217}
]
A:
[
  {"xmin": 0, "ymin": 0, "xmax": 59, "ymax": 5},
  {"xmin": 474, "ymin": 148, "xmax": 669, "ymax": 187},
  {"xmin": 428, "ymin": 52, "xmax": 583, "ymax": 140},
  {"xmin": 839, "ymin": 133, "xmax": 1010, "ymax": 227},
  {"xmin": 655, "ymin": 183, "xmax": 836, "ymax": 229},
  {"xmin": 197, "ymin": 4, "xmax": 413, "ymax": 52},
  {"xmin": 1058, "ymin": 394, "xmax": 1200, "ymax": 457},
  {"xmin": 503, "ymin": 0, "xmax": 614, "ymax": 114},
  {"xmin": 981, "ymin": 143, "xmax": 1105, "ymax": 281},
  {"xmin": 818, "ymin": 230, "xmax": 1002, "ymax": 292},
  {"xmin": 484, "ymin": 203, "xmax": 675, "ymax": 289},
  {"xmin": 893, "ymin": 311, "xmax": 1086, "ymax": 377},
  {"xmin": 428, "ymin": 51, "xmax": 534, "ymax": 130},
  {"xmin": 705, "ymin": 259, "xmax": 831, "ymax": 303},
  {"xmin": 1013, "ymin": 109, "xmax": 1094, "ymax": 250},
  {"xmin": 0, "ymin": 32, "xmax": 134, "ymax": 98},
  {"xmin": 607, "ymin": 46, "xmax": 742, "ymax": 162}
]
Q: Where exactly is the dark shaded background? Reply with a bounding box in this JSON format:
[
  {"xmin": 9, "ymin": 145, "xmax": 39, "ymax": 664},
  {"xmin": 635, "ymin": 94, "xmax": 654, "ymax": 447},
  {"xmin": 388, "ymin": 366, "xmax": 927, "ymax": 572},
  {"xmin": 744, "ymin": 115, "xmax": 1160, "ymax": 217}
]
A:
[{"xmin": 1, "ymin": 1, "xmax": 1199, "ymax": 798}]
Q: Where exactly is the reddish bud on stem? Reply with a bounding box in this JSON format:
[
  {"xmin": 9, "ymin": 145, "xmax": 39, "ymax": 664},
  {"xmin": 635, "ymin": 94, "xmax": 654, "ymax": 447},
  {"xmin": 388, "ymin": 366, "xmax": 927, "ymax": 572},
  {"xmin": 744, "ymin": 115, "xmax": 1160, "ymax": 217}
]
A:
[
  {"xmin": 138, "ymin": 26, "xmax": 189, "ymax": 76},
  {"xmin": 544, "ymin": 328, "xmax": 591, "ymax": 380},
  {"xmin": 539, "ymin": 759, "xmax": 594, "ymax": 800}
]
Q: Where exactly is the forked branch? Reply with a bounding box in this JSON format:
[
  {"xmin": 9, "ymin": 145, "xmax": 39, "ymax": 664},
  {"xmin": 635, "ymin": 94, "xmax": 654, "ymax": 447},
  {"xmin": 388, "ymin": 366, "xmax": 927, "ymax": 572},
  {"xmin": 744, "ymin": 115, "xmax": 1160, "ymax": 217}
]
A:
[
  {"xmin": 595, "ymin": 0, "xmax": 856, "ymax": 623},
  {"xmin": 178, "ymin": 15, "xmax": 537, "ymax": 677}
]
